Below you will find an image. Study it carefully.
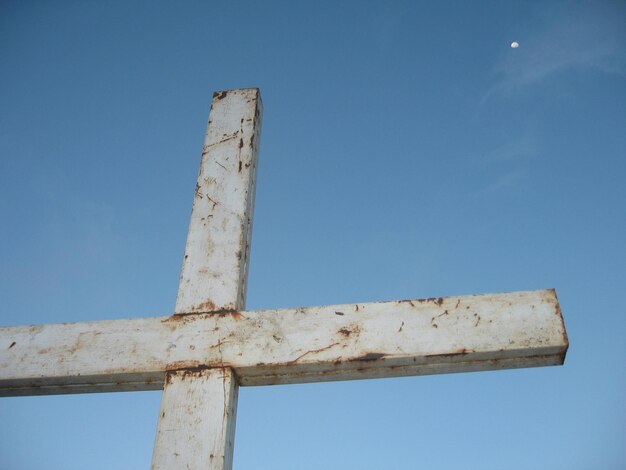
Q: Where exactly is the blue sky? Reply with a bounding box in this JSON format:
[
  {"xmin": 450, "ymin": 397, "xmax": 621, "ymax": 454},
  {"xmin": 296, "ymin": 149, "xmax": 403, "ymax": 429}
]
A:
[{"xmin": 1, "ymin": 1, "xmax": 624, "ymax": 468}]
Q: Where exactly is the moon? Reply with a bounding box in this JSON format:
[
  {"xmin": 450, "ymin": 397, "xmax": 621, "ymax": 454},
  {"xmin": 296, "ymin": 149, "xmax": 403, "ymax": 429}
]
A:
[{"xmin": 511, "ymin": 41, "xmax": 519, "ymax": 48}]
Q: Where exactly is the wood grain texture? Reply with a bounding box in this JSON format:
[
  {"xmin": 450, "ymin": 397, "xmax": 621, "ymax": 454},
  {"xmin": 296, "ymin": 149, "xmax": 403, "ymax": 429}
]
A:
[
  {"xmin": 175, "ymin": 88, "xmax": 262, "ymax": 314},
  {"xmin": 153, "ymin": 89, "xmax": 261, "ymax": 470},
  {"xmin": 0, "ymin": 289, "xmax": 568, "ymax": 396},
  {"xmin": 151, "ymin": 368, "xmax": 238, "ymax": 470}
]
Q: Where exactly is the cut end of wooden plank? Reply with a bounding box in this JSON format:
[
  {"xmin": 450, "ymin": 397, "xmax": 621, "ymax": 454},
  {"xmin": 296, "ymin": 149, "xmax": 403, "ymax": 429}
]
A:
[
  {"xmin": 212, "ymin": 88, "xmax": 260, "ymax": 99},
  {"xmin": 549, "ymin": 288, "xmax": 570, "ymax": 360}
]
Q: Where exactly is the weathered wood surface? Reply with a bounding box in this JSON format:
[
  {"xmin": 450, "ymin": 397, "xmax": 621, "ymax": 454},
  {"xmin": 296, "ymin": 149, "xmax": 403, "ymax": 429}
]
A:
[
  {"xmin": 0, "ymin": 87, "xmax": 570, "ymax": 470},
  {"xmin": 152, "ymin": 368, "xmax": 238, "ymax": 470},
  {"xmin": 0, "ymin": 289, "xmax": 568, "ymax": 396},
  {"xmin": 175, "ymin": 88, "xmax": 262, "ymax": 314},
  {"xmin": 152, "ymin": 88, "xmax": 261, "ymax": 470}
]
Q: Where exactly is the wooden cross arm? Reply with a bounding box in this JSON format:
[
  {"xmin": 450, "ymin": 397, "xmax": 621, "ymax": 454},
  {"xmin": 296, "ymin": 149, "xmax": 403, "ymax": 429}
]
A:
[{"xmin": 0, "ymin": 289, "xmax": 568, "ymax": 397}]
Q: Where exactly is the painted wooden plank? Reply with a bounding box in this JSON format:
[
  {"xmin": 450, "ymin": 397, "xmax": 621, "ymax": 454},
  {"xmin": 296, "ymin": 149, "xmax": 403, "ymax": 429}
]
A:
[
  {"xmin": 152, "ymin": 89, "xmax": 261, "ymax": 469},
  {"xmin": 151, "ymin": 368, "xmax": 238, "ymax": 470},
  {"xmin": 175, "ymin": 88, "xmax": 262, "ymax": 314},
  {"xmin": 0, "ymin": 289, "xmax": 568, "ymax": 396}
]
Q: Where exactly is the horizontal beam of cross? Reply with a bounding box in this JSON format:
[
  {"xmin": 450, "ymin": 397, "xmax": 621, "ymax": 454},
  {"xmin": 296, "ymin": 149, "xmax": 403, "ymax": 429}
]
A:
[{"xmin": 0, "ymin": 289, "xmax": 567, "ymax": 397}]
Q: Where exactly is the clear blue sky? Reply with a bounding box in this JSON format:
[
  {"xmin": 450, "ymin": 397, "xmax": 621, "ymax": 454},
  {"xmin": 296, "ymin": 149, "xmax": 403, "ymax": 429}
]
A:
[{"xmin": 1, "ymin": 1, "xmax": 624, "ymax": 469}]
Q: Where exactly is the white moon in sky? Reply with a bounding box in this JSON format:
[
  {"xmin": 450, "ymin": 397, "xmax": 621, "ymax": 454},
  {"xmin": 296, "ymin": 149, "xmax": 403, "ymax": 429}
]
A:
[{"xmin": 511, "ymin": 41, "xmax": 519, "ymax": 48}]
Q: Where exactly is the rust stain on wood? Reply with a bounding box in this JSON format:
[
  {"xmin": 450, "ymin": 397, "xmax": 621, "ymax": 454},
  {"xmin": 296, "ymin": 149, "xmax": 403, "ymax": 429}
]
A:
[
  {"xmin": 338, "ymin": 328, "xmax": 352, "ymax": 337},
  {"xmin": 229, "ymin": 311, "xmax": 245, "ymax": 321},
  {"xmin": 192, "ymin": 299, "xmax": 218, "ymax": 312},
  {"xmin": 426, "ymin": 348, "xmax": 469, "ymax": 359},
  {"xmin": 350, "ymin": 352, "xmax": 385, "ymax": 362},
  {"xmin": 213, "ymin": 91, "xmax": 228, "ymax": 100}
]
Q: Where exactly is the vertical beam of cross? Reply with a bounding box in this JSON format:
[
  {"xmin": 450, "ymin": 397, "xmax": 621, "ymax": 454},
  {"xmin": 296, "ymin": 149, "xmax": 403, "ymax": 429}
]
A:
[{"xmin": 151, "ymin": 89, "xmax": 262, "ymax": 470}]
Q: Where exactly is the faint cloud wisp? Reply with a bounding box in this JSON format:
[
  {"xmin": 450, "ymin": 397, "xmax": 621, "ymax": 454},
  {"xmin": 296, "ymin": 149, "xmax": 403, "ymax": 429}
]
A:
[
  {"xmin": 483, "ymin": 168, "xmax": 528, "ymax": 193},
  {"xmin": 482, "ymin": 133, "xmax": 537, "ymax": 164},
  {"xmin": 485, "ymin": 4, "xmax": 626, "ymax": 100},
  {"xmin": 473, "ymin": 132, "xmax": 537, "ymax": 194}
]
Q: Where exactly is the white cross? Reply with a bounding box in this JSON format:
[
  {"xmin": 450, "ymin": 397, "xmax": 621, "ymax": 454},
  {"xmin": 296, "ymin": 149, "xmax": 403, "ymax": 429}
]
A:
[{"xmin": 0, "ymin": 88, "xmax": 568, "ymax": 469}]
